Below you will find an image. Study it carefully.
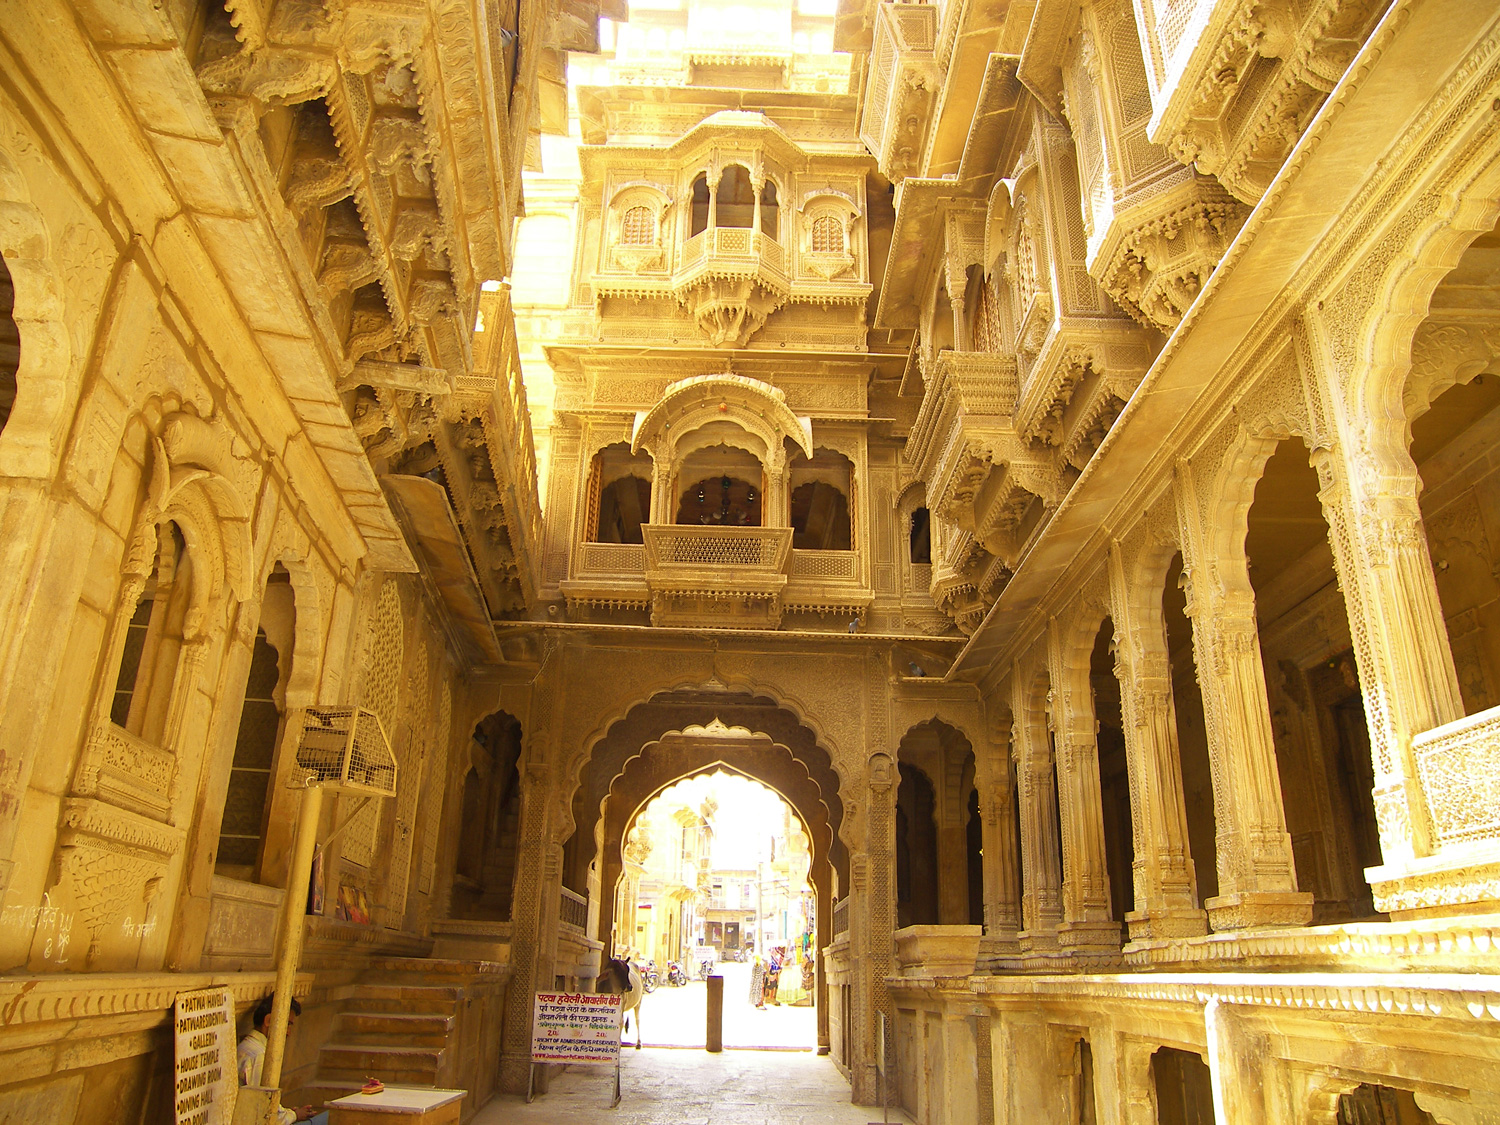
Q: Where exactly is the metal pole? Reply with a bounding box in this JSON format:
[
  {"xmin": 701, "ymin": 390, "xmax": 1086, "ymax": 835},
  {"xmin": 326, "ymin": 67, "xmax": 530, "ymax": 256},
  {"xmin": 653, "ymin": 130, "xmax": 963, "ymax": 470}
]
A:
[{"xmin": 262, "ymin": 779, "xmax": 323, "ymax": 1090}]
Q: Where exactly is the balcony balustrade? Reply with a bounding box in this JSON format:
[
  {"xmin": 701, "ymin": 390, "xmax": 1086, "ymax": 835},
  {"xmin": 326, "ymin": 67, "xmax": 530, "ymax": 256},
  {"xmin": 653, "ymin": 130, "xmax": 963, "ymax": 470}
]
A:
[{"xmin": 642, "ymin": 524, "xmax": 794, "ymax": 628}]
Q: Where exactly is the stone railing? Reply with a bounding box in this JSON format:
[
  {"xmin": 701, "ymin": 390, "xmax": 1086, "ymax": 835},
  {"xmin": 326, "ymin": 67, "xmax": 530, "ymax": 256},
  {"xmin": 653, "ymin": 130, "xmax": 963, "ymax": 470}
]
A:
[
  {"xmin": 644, "ymin": 524, "xmax": 792, "ymax": 570},
  {"xmin": 789, "ymin": 549, "xmax": 857, "ymax": 580},
  {"xmin": 1413, "ymin": 703, "xmax": 1500, "ymax": 850},
  {"xmin": 576, "ymin": 542, "xmax": 647, "ymax": 575},
  {"xmin": 561, "ymin": 542, "xmax": 651, "ymax": 613},
  {"xmin": 641, "ymin": 524, "xmax": 794, "ymax": 628},
  {"xmin": 832, "ymin": 895, "xmax": 849, "ymax": 936},
  {"xmin": 785, "ymin": 550, "xmax": 872, "ymax": 619},
  {"xmin": 560, "ymin": 887, "xmax": 589, "ymax": 932},
  {"xmin": 859, "ymin": 0, "xmax": 939, "ymax": 183},
  {"xmin": 678, "ymin": 228, "xmax": 789, "ymax": 284}
]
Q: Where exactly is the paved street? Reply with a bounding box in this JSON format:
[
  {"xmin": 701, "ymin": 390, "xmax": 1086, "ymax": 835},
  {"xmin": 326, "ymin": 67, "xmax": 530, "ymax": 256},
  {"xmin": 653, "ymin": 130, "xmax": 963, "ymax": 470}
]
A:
[
  {"xmin": 469, "ymin": 1047, "xmax": 914, "ymax": 1125},
  {"xmin": 627, "ymin": 961, "xmax": 815, "ymax": 1049}
]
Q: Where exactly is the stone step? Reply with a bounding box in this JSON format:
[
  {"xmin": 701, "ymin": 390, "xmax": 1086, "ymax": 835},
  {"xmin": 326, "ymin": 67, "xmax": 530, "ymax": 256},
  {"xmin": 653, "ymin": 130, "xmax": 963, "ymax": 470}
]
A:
[
  {"xmin": 316, "ymin": 1064, "xmax": 446, "ymax": 1087},
  {"xmin": 318, "ymin": 1042, "xmax": 445, "ymax": 1080},
  {"xmin": 362, "ymin": 956, "xmax": 507, "ymax": 985},
  {"xmin": 344, "ymin": 985, "xmax": 460, "ymax": 1014},
  {"xmin": 336, "ymin": 1011, "xmax": 454, "ymax": 1047}
]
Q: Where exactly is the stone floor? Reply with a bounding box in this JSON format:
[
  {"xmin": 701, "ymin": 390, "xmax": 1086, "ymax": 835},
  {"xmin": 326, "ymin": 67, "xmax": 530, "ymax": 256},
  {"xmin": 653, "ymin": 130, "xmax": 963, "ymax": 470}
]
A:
[{"xmin": 469, "ymin": 1048, "xmax": 915, "ymax": 1125}]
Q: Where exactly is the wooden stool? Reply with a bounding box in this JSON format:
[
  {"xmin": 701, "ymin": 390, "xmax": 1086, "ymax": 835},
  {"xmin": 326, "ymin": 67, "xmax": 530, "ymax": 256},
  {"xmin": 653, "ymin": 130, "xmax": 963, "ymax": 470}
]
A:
[{"xmin": 326, "ymin": 1086, "xmax": 466, "ymax": 1125}]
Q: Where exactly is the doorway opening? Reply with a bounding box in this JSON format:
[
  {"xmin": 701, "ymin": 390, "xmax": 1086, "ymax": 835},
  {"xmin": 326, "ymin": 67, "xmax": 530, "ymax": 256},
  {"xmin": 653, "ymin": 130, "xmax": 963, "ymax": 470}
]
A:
[{"xmin": 613, "ymin": 771, "xmax": 818, "ymax": 1050}]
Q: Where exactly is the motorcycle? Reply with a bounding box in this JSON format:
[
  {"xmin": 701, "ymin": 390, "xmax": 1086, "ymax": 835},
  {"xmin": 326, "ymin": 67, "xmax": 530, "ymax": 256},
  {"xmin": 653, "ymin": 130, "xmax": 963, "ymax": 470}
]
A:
[
  {"xmin": 641, "ymin": 960, "xmax": 660, "ymax": 993},
  {"xmin": 666, "ymin": 961, "xmax": 687, "ymax": 987}
]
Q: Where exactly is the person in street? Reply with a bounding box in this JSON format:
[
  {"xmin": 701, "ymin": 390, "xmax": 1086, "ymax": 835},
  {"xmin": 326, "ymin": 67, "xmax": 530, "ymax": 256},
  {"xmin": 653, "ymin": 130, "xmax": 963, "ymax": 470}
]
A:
[
  {"xmin": 750, "ymin": 951, "xmax": 767, "ymax": 1009},
  {"xmin": 762, "ymin": 947, "xmax": 783, "ymax": 1006},
  {"xmin": 238, "ymin": 996, "xmax": 326, "ymax": 1124}
]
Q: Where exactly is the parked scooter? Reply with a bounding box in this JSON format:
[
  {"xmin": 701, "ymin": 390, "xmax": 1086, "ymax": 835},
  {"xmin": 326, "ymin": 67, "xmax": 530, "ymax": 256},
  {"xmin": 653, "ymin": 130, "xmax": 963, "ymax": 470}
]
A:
[
  {"xmin": 641, "ymin": 959, "xmax": 660, "ymax": 993},
  {"xmin": 666, "ymin": 960, "xmax": 687, "ymax": 987}
]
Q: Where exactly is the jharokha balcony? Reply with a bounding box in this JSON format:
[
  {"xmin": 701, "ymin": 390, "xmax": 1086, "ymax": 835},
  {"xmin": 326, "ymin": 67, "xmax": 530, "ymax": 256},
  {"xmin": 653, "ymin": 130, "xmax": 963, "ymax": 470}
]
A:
[{"xmin": 643, "ymin": 524, "xmax": 794, "ymax": 628}]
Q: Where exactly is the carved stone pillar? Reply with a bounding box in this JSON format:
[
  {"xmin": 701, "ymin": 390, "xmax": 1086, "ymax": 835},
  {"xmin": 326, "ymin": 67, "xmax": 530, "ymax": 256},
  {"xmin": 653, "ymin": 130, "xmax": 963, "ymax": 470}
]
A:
[
  {"xmin": 849, "ymin": 751, "xmax": 896, "ymax": 1105},
  {"xmin": 1295, "ymin": 305, "xmax": 1483, "ymax": 912},
  {"xmin": 935, "ymin": 757, "xmax": 969, "ymax": 925},
  {"xmin": 499, "ymin": 756, "xmax": 556, "ymax": 1094},
  {"xmin": 1047, "ymin": 623, "xmax": 1121, "ymax": 954},
  {"xmin": 764, "ymin": 449, "xmax": 791, "ymax": 529},
  {"xmin": 1120, "ymin": 649, "xmax": 1207, "ymax": 940},
  {"xmin": 976, "ymin": 720, "xmax": 1022, "ymax": 961},
  {"xmin": 1109, "ymin": 543, "xmax": 1208, "ymax": 940},
  {"xmin": 1176, "ymin": 461, "xmax": 1312, "ymax": 931},
  {"xmin": 1321, "ymin": 451, "xmax": 1461, "ymax": 843},
  {"xmin": 651, "ymin": 460, "xmax": 673, "ymax": 525},
  {"xmin": 1012, "ymin": 676, "xmax": 1063, "ymax": 954}
]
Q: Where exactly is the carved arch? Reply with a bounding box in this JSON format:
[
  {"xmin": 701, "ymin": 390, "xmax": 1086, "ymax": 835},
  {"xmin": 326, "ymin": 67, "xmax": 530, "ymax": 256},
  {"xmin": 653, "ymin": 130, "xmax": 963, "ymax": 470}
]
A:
[
  {"xmin": 1325, "ymin": 160, "xmax": 1500, "ymax": 475},
  {"xmin": 1202, "ymin": 417, "xmax": 1311, "ymax": 603},
  {"xmin": 119, "ymin": 411, "xmax": 258, "ymax": 643},
  {"xmin": 631, "ymin": 373, "xmax": 813, "ymax": 467},
  {"xmin": 0, "ymin": 144, "xmax": 76, "ymax": 479}
]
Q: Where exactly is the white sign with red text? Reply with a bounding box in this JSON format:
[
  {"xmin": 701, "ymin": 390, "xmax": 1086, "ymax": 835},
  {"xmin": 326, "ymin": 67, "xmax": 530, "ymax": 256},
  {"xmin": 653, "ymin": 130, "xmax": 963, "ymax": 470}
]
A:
[{"xmin": 531, "ymin": 992, "xmax": 623, "ymax": 1064}]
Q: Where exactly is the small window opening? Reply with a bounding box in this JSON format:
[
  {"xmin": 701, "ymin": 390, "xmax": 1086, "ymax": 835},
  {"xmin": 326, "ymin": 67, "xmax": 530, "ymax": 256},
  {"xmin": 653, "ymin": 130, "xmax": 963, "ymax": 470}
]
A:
[
  {"xmin": 621, "ymin": 205, "xmax": 655, "ymax": 246},
  {"xmin": 762, "ymin": 180, "xmax": 779, "ymax": 240},
  {"xmin": 812, "ymin": 214, "xmax": 844, "ymax": 254},
  {"xmin": 909, "ymin": 507, "xmax": 931, "ymax": 564},
  {"xmin": 716, "ymin": 166, "xmax": 755, "ymax": 229},
  {"xmin": 691, "ymin": 174, "xmax": 710, "ymax": 237}
]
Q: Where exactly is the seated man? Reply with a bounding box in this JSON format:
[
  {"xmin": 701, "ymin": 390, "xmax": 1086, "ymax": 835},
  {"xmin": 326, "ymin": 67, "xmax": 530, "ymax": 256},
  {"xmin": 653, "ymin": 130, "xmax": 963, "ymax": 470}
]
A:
[{"xmin": 238, "ymin": 996, "xmax": 325, "ymax": 1124}]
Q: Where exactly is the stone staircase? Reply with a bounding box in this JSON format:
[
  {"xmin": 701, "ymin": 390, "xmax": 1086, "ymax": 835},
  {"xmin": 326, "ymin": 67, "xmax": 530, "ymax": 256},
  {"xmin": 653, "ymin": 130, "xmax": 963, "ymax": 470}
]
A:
[{"xmin": 293, "ymin": 959, "xmax": 478, "ymax": 1108}]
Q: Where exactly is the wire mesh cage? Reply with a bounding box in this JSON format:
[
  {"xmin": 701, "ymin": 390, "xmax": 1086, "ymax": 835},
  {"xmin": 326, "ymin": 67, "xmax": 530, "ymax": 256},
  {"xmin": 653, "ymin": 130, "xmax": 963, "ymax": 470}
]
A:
[{"xmin": 294, "ymin": 706, "xmax": 398, "ymax": 796}]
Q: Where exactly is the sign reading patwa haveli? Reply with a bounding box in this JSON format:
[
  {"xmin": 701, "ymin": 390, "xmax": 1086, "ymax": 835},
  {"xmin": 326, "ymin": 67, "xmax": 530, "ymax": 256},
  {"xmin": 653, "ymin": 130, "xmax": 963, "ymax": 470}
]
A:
[
  {"xmin": 174, "ymin": 987, "xmax": 237, "ymax": 1125},
  {"xmin": 531, "ymin": 992, "xmax": 623, "ymax": 1063}
]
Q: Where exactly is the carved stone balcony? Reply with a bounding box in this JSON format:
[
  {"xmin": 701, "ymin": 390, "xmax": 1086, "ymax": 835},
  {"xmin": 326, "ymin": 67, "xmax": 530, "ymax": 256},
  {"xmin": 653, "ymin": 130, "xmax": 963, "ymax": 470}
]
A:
[
  {"xmin": 859, "ymin": 1, "xmax": 940, "ymax": 183},
  {"xmin": 1137, "ymin": 0, "xmax": 1385, "ymax": 204},
  {"xmin": 642, "ymin": 524, "xmax": 794, "ymax": 628},
  {"xmin": 785, "ymin": 549, "xmax": 873, "ymax": 621},
  {"xmin": 673, "ymin": 228, "xmax": 792, "ymax": 346},
  {"xmin": 561, "ymin": 542, "xmax": 650, "ymax": 616},
  {"xmin": 1366, "ymin": 703, "xmax": 1500, "ymax": 918}
]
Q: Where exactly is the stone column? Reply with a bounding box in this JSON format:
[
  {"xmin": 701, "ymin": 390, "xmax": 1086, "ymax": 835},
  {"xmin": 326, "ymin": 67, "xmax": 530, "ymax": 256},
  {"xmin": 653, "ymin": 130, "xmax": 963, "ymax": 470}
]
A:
[
  {"xmin": 764, "ymin": 448, "xmax": 790, "ymax": 529},
  {"xmin": 650, "ymin": 458, "xmax": 673, "ymax": 525},
  {"xmin": 1300, "ymin": 313, "xmax": 1465, "ymax": 874},
  {"xmin": 1108, "ymin": 544, "xmax": 1207, "ymax": 941},
  {"xmin": 499, "ymin": 756, "xmax": 556, "ymax": 1094},
  {"xmin": 1090, "ymin": 1029, "xmax": 1158, "ymax": 1125},
  {"xmin": 938, "ymin": 1009, "xmax": 980, "ymax": 1123},
  {"xmin": 1314, "ymin": 449, "xmax": 1459, "ymax": 861},
  {"xmin": 1205, "ymin": 997, "xmax": 1272, "ymax": 1125},
  {"xmin": 849, "ymin": 751, "xmax": 897, "ymax": 1105},
  {"xmin": 935, "ymin": 756, "xmax": 970, "ymax": 925},
  {"xmin": 1048, "ymin": 622, "xmax": 1121, "ymax": 954},
  {"xmin": 997, "ymin": 1014, "xmax": 1075, "ymax": 1120},
  {"xmin": 976, "ymin": 719, "xmax": 1021, "ymax": 961},
  {"xmin": 1011, "ymin": 676, "xmax": 1063, "ymax": 954},
  {"xmin": 1175, "ymin": 461, "xmax": 1312, "ymax": 931}
]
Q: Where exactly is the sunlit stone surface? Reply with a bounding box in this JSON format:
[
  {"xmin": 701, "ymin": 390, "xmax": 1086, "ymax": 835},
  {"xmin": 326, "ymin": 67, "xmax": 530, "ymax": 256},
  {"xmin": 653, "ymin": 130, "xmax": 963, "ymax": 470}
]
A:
[{"xmin": 0, "ymin": 0, "xmax": 1498, "ymax": 1120}]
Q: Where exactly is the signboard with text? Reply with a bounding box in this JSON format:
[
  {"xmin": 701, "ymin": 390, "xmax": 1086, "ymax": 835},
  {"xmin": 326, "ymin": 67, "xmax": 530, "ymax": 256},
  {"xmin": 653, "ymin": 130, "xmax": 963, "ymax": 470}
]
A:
[
  {"xmin": 531, "ymin": 992, "xmax": 623, "ymax": 1064},
  {"xmin": 173, "ymin": 987, "xmax": 237, "ymax": 1125}
]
